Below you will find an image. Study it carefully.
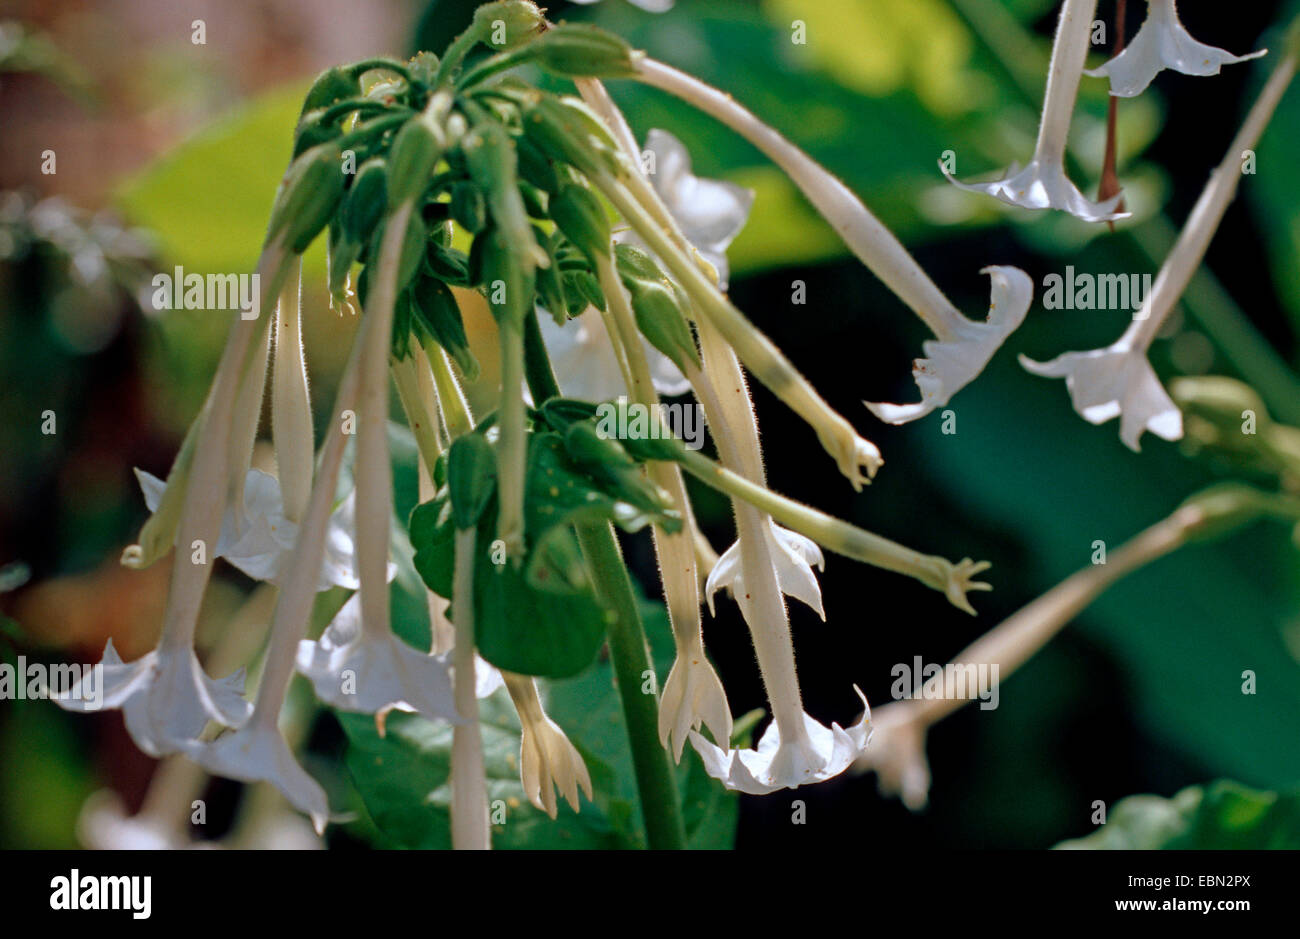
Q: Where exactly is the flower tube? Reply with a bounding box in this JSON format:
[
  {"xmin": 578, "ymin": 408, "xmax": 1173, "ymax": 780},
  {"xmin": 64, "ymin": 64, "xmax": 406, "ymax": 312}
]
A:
[{"xmin": 1023, "ymin": 42, "xmax": 1299, "ymax": 450}]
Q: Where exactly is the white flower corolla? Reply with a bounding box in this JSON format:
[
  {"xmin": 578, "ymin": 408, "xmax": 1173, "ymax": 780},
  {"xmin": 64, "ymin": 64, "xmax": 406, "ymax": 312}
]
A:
[
  {"xmin": 631, "ymin": 61, "xmax": 1033, "ymax": 423},
  {"xmin": 505, "ymin": 675, "xmax": 593, "ymax": 818},
  {"xmin": 135, "ymin": 468, "xmax": 365, "ymax": 591},
  {"xmin": 658, "ymin": 650, "xmax": 732, "ymax": 761},
  {"xmin": 1086, "ymin": 0, "xmax": 1266, "ymax": 98},
  {"xmin": 1021, "ymin": 342, "xmax": 1182, "ymax": 450},
  {"xmin": 55, "ymin": 637, "xmax": 251, "ymax": 757},
  {"xmin": 942, "ymin": 0, "xmax": 1128, "ymax": 222},
  {"xmin": 866, "ymin": 266, "xmax": 1034, "ymax": 424},
  {"xmin": 629, "ymin": 128, "xmax": 754, "ymax": 290},
  {"xmin": 185, "ymin": 722, "xmax": 330, "ymax": 835},
  {"xmin": 296, "ymin": 593, "xmax": 462, "ymax": 725},
  {"xmin": 706, "ymin": 520, "xmax": 827, "ymax": 621},
  {"xmin": 537, "ymin": 307, "xmax": 691, "ymax": 401},
  {"xmin": 690, "ymin": 686, "xmax": 871, "ymax": 795},
  {"xmin": 1024, "ymin": 40, "xmax": 1298, "ymax": 450}
]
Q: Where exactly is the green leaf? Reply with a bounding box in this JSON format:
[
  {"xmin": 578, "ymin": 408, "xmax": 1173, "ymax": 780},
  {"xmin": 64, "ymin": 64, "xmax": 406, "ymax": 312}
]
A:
[
  {"xmin": 339, "ymin": 692, "xmax": 632, "ymax": 849},
  {"xmin": 1056, "ymin": 780, "xmax": 1300, "ymax": 849}
]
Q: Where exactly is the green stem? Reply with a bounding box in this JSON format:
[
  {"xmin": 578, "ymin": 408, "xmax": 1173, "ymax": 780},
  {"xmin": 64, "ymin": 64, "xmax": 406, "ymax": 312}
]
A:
[
  {"xmin": 523, "ymin": 306, "xmax": 562, "ymax": 402},
  {"xmin": 574, "ymin": 522, "xmax": 687, "ymax": 850}
]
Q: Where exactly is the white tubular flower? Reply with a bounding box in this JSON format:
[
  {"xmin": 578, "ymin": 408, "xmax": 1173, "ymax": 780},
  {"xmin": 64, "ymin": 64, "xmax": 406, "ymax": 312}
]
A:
[
  {"xmin": 1023, "ymin": 42, "xmax": 1298, "ymax": 449},
  {"xmin": 628, "ymin": 128, "xmax": 754, "ymax": 290},
  {"xmin": 943, "ymin": 0, "xmax": 1128, "ymax": 223},
  {"xmin": 1021, "ymin": 343, "xmax": 1182, "ymax": 449},
  {"xmin": 853, "ymin": 705, "xmax": 932, "ymax": 811},
  {"xmin": 134, "ymin": 468, "xmax": 365, "ymax": 591},
  {"xmin": 707, "ymin": 520, "xmax": 827, "ymax": 621},
  {"xmin": 866, "ymin": 266, "xmax": 1034, "ymax": 424},
  {"xmin": 56, "ymin": 637, "xmax": 251, "ymax": 758},
  {"xmin": 631, "ymin": 61, "xmax": 1033, "ymax": 423},
  {"xmin": 186, "ymin": 721, "xmax": 329, "ymax": 835},
  {"xmin": 272, "ymin": 267, "xmax": 314, "ymax": 523},
  {"xmin": 1086, "ymin": 0, "xmax": 1266, "ymax": 98},
  {"xmin": 295, "ymin": 593, "xmax": 460, "ymax": 724},
  {"xmin": 538, "ymin": 306, "xmax": 690, "ymax": 401},
  {"xmin": 691, "ymin": 687, "xmax": 872, "ymax": 795},
  {"xmin": 505, "ymin": 674, "xmax": 593, "ymax": 818}
]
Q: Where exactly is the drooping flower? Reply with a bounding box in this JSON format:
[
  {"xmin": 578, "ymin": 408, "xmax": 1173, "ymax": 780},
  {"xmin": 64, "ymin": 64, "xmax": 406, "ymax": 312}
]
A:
[
  {"xmin": 706, "ymin": 520, "xmax": 826, "ymax": 620},
  {"xmin": 1086, "ymin": 0, "xmax": 1267, "ymax": 98},
  {"xmin": 504, "ymin": 674, "xmax": 593, "ymax": 818},
  {"xmin": 691, "ymin": 687, "xmax": 872, "ymax": 795},
  {"xmin": 56, "ymin": 637, "xmax": 251, "ymax": 758},
  {"xmin": 1024, "ymin": 39, "xmax": 1298, "ymax": 449},
  {"xmin": 866, "ymin": 266, "xmax": 1034, "ymax": 424},
  {"xmin": 135, "ymin": 468, "xmax": 365, "ymax": 591},
  {"xmin": 942, "ymin": 0, "xmax": 1128, "ymax": 222},
  {"xmin": 1021, "ymin": 342, "xmax": 1183, "ymax": 449},
  {"xmin": 296, "ymin": 592, "xmax": 460, "ymax": 724},
  {"xmin": 631, "ymin": 60, "xmax": 1035, "ymax": 423}
]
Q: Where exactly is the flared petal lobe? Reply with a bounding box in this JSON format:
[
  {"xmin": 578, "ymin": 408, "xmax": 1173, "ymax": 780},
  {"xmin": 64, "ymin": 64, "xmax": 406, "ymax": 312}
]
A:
[{"xmin": 866, "ymin": 266, "xmax": 1035, "ymax": 424}]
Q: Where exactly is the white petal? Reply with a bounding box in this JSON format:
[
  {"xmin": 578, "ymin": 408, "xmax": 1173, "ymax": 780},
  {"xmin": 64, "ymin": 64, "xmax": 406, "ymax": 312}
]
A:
[
  {"xmin": 689, "ymin": 686, "xmax": 872, "ymax": 794},
  {"xmin": 295, "ymin": 594, "xmax": 463, "ymax": 724},
  {"xmin": 766, "ymin": 523, "xmax": 826, "ymax": 620},
  {"xmin": 643, "ymin": 128, "xmax": 754, "ymax": 290},
  {"xmin": 186, "ymin": 724, "xmax": 330, "ymax": 835},
  {"xmin": 538, "ymin": 306, "xmax": 689, "ymax": 400},
  {"xmin": 1086, "ymin": 0, "xmax": 1267, "ymax": 98},
  {"xmin": 944, "ymin": 159, "xmax": 1129, "ymax": 223},
  {"xmin": 519, "ymin": 714, "xmax": 593, "ymax": 818},
  {"xmin": 658, "ymin": 653, "xmax": 733, "ymax": 762},
  {"xmin": 134, "ymin": 469, "xmax": 166, "ymax": 514},
  {"xmin": 706, "ymin": 522, "xmax": 828, "ymax": 622},
  {"xmin": 55, "ymin": 641, "xmax": 251, "ymax": 757},
  {"xmin": 1021, "ymin": 344, "xmax": 1183, "ymax": 451},
  {"xmin": 866, "ymin": 266, "xmax": 1035, "ymax": 424}
]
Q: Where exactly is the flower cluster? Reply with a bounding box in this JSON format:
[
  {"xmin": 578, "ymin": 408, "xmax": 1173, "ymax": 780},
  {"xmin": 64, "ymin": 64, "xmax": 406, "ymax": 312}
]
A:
[{"xmin": 53, "ymin": 0, "xmax": 1297, "ymax": 848}]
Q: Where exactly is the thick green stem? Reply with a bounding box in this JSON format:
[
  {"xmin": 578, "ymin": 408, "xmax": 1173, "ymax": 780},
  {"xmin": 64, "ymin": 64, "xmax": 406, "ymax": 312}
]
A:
[
  {"xmin": 523, "ymin": 306, "xmax": 562, "ymax": 402},
  {"xmin": 575, "ymin": 522, "xmax": 687, "ymax": 850}
]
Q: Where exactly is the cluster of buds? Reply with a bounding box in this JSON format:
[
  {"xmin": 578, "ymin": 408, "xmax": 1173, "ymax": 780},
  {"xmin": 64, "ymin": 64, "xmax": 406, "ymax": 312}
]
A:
[{"xmin": 53, "ymin": 0, "xmax": 1300, "ymax": 847}]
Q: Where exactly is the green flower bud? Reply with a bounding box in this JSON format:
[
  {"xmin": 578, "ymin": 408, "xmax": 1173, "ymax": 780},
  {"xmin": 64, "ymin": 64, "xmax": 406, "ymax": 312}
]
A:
[
  {"xmin": 267, "ymin": 142, "xmax": 345, "ymax": 255},
  {"xmin": 301, "ymin": 67, "xmax": 359, "ymax": 115},
  {"xmin": 516, "ymin": 135, "xmax": 561, "ymax": 194},
  {"xmin": 472, "ymin": 1, "xmax": 545, "ymax": 51},
  {"xmin": 522, "ymin": 95, "xmax": 624, "ymax": 181},
  {"xmin": 519, "ymin": 181, "xmax": 549, "ymax": 219},
  {"xmin": 550, "ymin": 184, "xmax": 612, "ymax": 266},
  {"xmin": 340, "ymin": 157, "xmax": 388, "ymax": 244},
  {"xmin": 533, "ymin": 230, "xmax": 568, "ymax": 321},
  {"xmin": 448, "ymin": 433, "xmax": 498, "ymax": 530},
  {"xmin": 563, "ymin": 422, "xmax": 678, "ymax": 522},
  {"xmin": 530, "ymin": 23, "xmax": 642, "ymax": 78},
  {"xmin": 327, "ymin": 223, "xmax": 361, "ymax": 304},
  {"xmin": 1179, "ymin": 483, "xmax": 1275, "ymax": 544},
  {"xmin": 463, "ymin": 123, "xmax": 545, "ymax": 270},
  {"xmin": 293, "ymin": 110, "xmax": 343, "ymax": 158},
  {"xmin": 476, "ymin": 226, "xmax": 535, "ymax": 328},
  {"xmin": 388, "ymin": 116, "xmax": 443, "ymax": 210},
  {"xmin": 614, "ymin": 244, "xmax": 700, "ymax": 372},
  {"xmin": 564, "ymin": 269, "xmax": 605, "ymax": 316},
  {"xmin": 397, "ymin": 212, "xmax": 428, "ymax": 293},
  {"xmin": 450, "ymin": 180, "xmax": 487, "ymax": 234}
]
